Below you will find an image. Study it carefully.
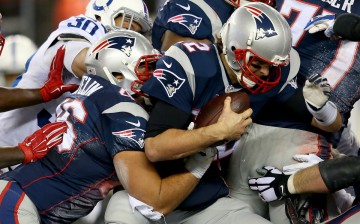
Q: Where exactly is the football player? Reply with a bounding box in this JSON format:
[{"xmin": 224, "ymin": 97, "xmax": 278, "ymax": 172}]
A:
[
  {"xmin": 305, "ymin": 13, "xmax": 360, "ymax": 42},
  {"xmin": 0, "ymin": 16, "xmax": 77, "ymax": 112},
  {"xmin": 267, "ymin": 0, "xmax": 360, "ymax": 158},
  {"xmin": 303, "ymin": 12, "xmax": 360, "ymax": 157},
  {"xmin": 0, "ymin": 30, "xmax": 217, "ymax": 224},
  {"xmin": 152, "ymin": 0, "xmax": 238, "ymax": 51},
  {"xmin": 105, "ymin": 3, "xmax": 341, "ymax": 224},
  {"xmin": 249, "ymin": 155, "xmax": 360, "ymax": 224},
  {"xmin": 0, "ymin": 121, "xmax": 67, "ymax": 169},
  {"xmin": 0, "ymin": 44, "xmax": 77, "ymax": 112},
  {"xmin": 0, "ymin": 0, "xmax": 152, "ymax": 148},
  {"xmin": 152, "ymin": 0, "xmax": 277, "ymax": 52},
  {"xmin": 228, "ymin": 0, "xmax": 359, "ymax": 223}
]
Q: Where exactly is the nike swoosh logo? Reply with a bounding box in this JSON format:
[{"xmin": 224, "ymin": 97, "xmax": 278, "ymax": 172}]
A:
[
  {"xmin": 176, "ymin": 3, "xmax": 190, "ymax": 11},
  {"xmin": 162, "ymin": 59, "xmax": 172, "ymax": 69},
  {"xmin": 126, "ymin": 120, "xmax": 141, "ymax": 127}
]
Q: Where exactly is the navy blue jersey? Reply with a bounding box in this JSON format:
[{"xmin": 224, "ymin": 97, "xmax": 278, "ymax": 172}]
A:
[
  {"xmin": 276, "ymin": 0, "xmax": 360, "ymax": 114},
  {"xmin": 142, "ymin": 41, "xmax": 295, "ymax": 118},
  {"xmin": 142, "ymin": 41, "xmax": 296, "ymax": 209},
  {"xmin": 0, "ymin": 75, "xmax": 148, "ymax": 223},
  {"xmin": 152, "ymin": 0, "xmax": 234, "ymax": 50}
]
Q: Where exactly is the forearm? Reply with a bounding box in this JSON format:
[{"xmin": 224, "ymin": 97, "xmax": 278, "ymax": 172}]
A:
[
  {"xmin": 311, "ymin": 110, "xmax": 342, "ymax": 132},
  {"xmin": 114, "ymin": 152, "xmax": 199, "ymax": 215},
  {"xmin": 71, "ymin": 47, "xmax": 88, "ymax": 77},
  {"xmin": 145, "ymin": 171, "xmax": 199, "ymax": 215},
  {"xmin": 292, "ymin": 164, "xmax": 329, "ymax": 194},
  {"xmin": 145, "ymin": 125, "xmax": 223, "ymax": 162},
  {"xmin": 0, "ymin": 146, "xmax": 24, "ymax": 168},
  {"xmin": 292, "ymin": 156, "xmax": 360, "ymax": 194},
  {"xmin": 0, "ymin": 88, "xmax": 43, "ymax": 112}
]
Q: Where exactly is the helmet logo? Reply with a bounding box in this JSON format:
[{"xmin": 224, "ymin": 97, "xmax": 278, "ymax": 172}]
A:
[
  {"xmin": 92, "ymin": 36, "xmax": 136, "ymax": 57},
  {"xmin": 168, "ymin": 14, "xmax": 202, "ymax": 35},
  {"xmin": 153, "ymin": 69, "xmax": 185, "ymax": 97},
  {"xmin": 244, "ymin": 6, "xmax": 278, "ymax": 40},
  {"xmin": 92, "ymin": 0, "xmax": 113, "ymax": 11}
]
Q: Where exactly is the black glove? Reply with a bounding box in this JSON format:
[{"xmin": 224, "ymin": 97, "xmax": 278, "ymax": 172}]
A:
[{"xmin": 248, "ymin": 166, "xmax": 291, "ymax": 202}]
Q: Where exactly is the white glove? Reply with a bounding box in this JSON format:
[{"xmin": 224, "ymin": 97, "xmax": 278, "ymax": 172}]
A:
[
  {"xmin": 283, "ymin": 154, "xmax": 323, "ymax": 175},
  {"xmin": 185, "ymin": 147, "xmax": 217, "ymax": 179},
  {"xmin": 304, "ymin": 14, "xmax": 335, "ymax": 37},
  {"xmin": 248, "ymin": 166, "xmax": 291, "ymax": 202},
  {"xmin": 303, "ymin": 73, "xmax": 331, "ymax": 109}
]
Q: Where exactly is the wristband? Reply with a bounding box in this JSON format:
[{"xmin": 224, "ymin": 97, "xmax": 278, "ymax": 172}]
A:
[
  {"xmin": 287, "ymin": 174, "xmax": 297, "ymax": 194},
  {"xmin": 18, "ymin": 143, "xmax": 34, "ymax": 164},
  {"xmin": 306, "ymin": 101, "xmax": 337, "ymax": 126}
]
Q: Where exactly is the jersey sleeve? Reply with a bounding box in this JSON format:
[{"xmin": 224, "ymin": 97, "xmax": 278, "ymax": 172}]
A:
[
  {"xmin": 85, "ymin": 76, "xmax": 149, "ymax": 157},
  {"xmin": 152, "ymin": 0, "xmax": 218, "ymax": 50},
  {"xmin": 48, "ymin": 15, "xmax": 107, "ymax": 77},
  {"xmin": 63, "ymin": 40, "xmax": 91, "ymax": 77},
  {"xmin": 105, "ymin": 112, "xmax": 147, "ymax": 158},
  {"xmin": 141, "ymin": 44, "xmax": 194, "ymax": 114}
]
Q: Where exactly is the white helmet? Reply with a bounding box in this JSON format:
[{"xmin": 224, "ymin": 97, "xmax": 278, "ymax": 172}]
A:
[
  {"xmin": 220, "ymin": 2, "xmax": 291, "ymax": 94},
  {"xmin": 85, "ymin": 0, "xmax": 152, "ymax": 34},
  {"xmin": 0, "ymin": 34, "xmax": 37, "ymax": 73},
  {"xmin": 85, "ymin": 30, "xmax": 161, "ymax": 95},
  {"xmin": 0, "ymin": 13, "xmax": 5, "ymax": 56}
]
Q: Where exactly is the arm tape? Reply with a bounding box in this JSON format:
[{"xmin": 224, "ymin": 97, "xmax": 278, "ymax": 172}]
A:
[{"xmin": 319, "ymin": 156, "xmax": 360, "ymax": 192}]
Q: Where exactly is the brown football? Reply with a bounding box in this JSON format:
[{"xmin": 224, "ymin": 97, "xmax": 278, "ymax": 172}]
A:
[{"xmin": 194, "ymin": 91, "xmax": 250, "ymax": 129}]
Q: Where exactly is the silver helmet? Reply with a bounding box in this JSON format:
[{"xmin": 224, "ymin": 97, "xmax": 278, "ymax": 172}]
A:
[
  {"xmin": 85, "ymin": 30, "xmax": 161, "ymax": 95},
  {"xmin": 220, "ymin": 2, "xmax": 291, "ymax": 94},
  {"xmin": 85, "ymin": 0, "xmax": 152, "ymax": 34}
]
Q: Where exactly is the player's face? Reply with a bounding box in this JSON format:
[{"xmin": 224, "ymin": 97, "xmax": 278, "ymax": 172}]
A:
[
  {"xmin": 113, "ymin": 73, "xmax": 124, "ymax": 81},
  {"xmin": 136, "ymin": 63, "xmax": 155, "ymax": 74},
  {"xmin": 114, "ymin": 16, "xmax": 142, "ymax": 33},
  {"xmin": 246, "ymin": 58, "xmax": 271, "ymax": 80},
  {"xmin": 135, "ymin": 54, "xmax": 161, "ymax": 82}
]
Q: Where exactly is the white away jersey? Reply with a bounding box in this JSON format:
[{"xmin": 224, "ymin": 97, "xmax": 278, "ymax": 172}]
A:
[{"xmin": 0, "ymin": 15, "xmax": 106, "ymax": 146}]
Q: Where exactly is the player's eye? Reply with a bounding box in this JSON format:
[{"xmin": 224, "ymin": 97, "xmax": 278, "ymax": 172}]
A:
[{"xmin": 251, "ymin": 63, "xmax": 262, "ymax": 70}]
